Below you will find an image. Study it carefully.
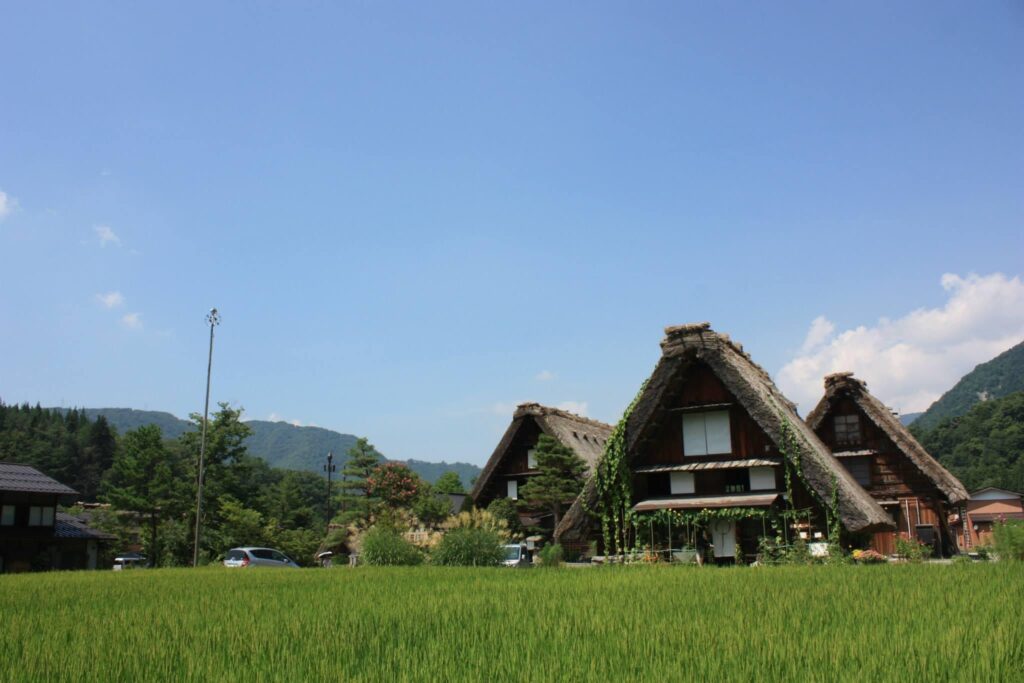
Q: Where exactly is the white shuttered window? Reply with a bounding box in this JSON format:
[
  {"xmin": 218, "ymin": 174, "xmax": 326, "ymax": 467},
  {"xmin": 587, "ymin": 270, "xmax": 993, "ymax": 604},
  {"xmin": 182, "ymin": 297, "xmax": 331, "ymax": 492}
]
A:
[
  {"xmin": 669, "ymin": 472, "xmax": 696, "ymax": 495},
  {"xmin": 749, "ymin": 467, "xmax": 776, "ymax": 491},
  {"xmin": 507, "ymin": 479, "xmax": 518, "ymax": 500},
  {"xmin": 682, "ymin": 411, "xmax": 732, "ymax": 456}
]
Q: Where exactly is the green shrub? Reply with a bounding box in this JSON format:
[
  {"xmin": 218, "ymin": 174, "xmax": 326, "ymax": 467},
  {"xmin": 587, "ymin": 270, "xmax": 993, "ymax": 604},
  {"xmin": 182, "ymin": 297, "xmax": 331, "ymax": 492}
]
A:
[
  {"xmin": 485, "ymin": 498, "xmax": 523, "ymax": 536},
  {"xmin": 894, "ymin": 535, "xmax": 932, "ymax": 563},
  {"xmin": 431, "ymin": 527, "xmax": 505, "ymax": 566},
  {"xmin": 992, "ymin": 519, "xmax": 1024, "ymax": 561},
  {"xmin": 537, "ymin": 543, "xmax": 564, "ymax": 567},
  {"xmin": 360, "ymin": 526, "xmax": 423, "ymax": 566}
]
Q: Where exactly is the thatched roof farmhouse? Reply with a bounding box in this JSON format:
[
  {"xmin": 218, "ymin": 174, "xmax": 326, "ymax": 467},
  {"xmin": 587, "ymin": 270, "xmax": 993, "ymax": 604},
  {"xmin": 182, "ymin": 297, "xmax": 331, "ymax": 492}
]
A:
[
  {"xmin": 806, "ymin": 372, "xmax": 968, "ymax": 555},
  {"xmin": 556, "ymin": 323, "xmax": 893, "ymax": 560}
]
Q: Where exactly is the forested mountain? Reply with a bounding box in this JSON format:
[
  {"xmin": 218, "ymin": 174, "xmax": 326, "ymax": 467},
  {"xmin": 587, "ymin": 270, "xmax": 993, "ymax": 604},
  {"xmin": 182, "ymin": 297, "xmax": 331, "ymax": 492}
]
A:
[
  {"xmin": 79, "ymin": 408, "xmax": 194, "ymax": 439},
  {"xmin": 912, "ymin": 339, "xmax": 1024, "ymax": 432},
  {"xmin": 0, "ymin": 402, "xmax": 474, "ymax": 566},
  {"xmin": 916, "ymin": 391, "xmax": 1024, "ymax": 494},
  {"xmin": 51, "ymin": 407, "xmax": 480, "ymax": 484}
]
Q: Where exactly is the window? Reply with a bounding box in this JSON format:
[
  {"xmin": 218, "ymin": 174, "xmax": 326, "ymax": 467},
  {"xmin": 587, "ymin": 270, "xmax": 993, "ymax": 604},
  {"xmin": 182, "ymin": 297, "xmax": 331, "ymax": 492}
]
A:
[
  {"xmin": 0, "ymin": 505, "xmax": 14, "ymax": 526},
  {"xmin": 669, "ymin": 472, "xmax": 695, "ymax": 495},
  {"xmin": 682, "ymin": 411, "xmax": 732, "ymax": 456},
  {"xmin": 506, "ymin": 479, "xmax": 518, "ymax": 500},
  {"xmin": 724, "ymin": 468, "xmax": 749, "ymax": 494},
  {"xmin": 843, "ymin": 457, "xmax": 871, "ymax": 487},
  {"xmin": 834, "ymin": 414, "xmax": 861, "ymax": 447},
  {"xmin": 749, "ymin": 467, "xmax": 776, "ymax": 491},
  {"xmin": 29, "ymin": 506, "xmax": 54, "ymax": 526},
  {"xmin": 527, "ymin": 449, "xmax": 537, "ymax": 469}
]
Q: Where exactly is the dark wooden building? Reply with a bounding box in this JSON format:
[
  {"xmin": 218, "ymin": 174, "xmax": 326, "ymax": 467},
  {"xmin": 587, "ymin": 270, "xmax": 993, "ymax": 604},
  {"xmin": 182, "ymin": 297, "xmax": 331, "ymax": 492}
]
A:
[
  {"xmin": 470, "ymin": 403, "xmax": 612, "ymax": 534},
  {"xmin": 806, "ymin": 372, "xmax": 969, "ymax": 556},
  {"xmin": 0, "ymin": 462, "xmax": 115, "ymax": 573},
  {"xmin": 557, "ymin": 323, "xmax": 893, "ymax": 561}
]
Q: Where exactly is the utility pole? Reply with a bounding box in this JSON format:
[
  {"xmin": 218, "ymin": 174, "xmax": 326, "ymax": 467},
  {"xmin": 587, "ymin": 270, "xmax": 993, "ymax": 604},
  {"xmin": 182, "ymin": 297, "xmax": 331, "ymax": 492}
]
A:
[
  {"xmin": 324, "ymin": 451, "xmax": 336, "ymax": 530},
  {"xmin": 192, "ymin": 308, "xmax": 220, "ymax": 567}
]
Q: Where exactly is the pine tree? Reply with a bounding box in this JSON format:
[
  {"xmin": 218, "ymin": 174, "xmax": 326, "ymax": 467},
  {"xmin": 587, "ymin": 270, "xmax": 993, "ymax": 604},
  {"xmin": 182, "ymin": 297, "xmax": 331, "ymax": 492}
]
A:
[
  {"xmin": 518, "ymin": 434, "xmax": 587, "ymax": 540},
  {"xmin": 102, "ymin": 425, "xmax": 184, "ymax": 563},
  {"xmin": 337, "ymin": 437, "xmax": 382, "ymax": 523}
]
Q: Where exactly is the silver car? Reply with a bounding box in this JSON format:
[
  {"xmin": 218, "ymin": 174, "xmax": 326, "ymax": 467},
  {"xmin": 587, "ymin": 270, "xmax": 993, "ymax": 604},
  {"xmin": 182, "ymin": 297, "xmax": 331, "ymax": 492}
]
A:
[{"xmin": 223, "ymin": 547, "xmax": 300, "ymax": 568}]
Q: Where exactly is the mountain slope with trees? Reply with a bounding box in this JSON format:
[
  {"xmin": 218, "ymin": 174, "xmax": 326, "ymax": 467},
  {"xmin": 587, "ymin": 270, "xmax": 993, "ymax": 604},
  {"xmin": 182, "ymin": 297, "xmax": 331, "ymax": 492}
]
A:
[
  {"xmin": 916, "ymin": 391, "xmax": 1024, "ymax": 494},
  {"xmin": 912, "ymin": 339, "xmax": 1024, "ymax": 432},
  {"xmin": 52, "ymin": 407, "xmax": 479, "ymax": 484}
]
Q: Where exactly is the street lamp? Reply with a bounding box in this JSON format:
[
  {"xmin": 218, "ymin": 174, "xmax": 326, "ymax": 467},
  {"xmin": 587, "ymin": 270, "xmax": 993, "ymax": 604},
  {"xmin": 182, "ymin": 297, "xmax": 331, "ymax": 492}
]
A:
[
  {"xmin": 324, "ymin": 451, "xmax": 336, "ymax": 530},
  {"xmin": 193, "ymin": 308, "xmax": 220, "ymax": 567}
]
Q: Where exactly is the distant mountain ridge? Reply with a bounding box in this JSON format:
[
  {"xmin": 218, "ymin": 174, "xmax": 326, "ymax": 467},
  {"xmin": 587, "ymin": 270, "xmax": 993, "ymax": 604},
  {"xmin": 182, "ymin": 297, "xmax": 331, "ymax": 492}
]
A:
[
  {"xmin": 60, "ymin": 408, "xmax": 481, "ymax": 486},
  {"xmin": 912, "ymin": 339, "xmax": 1024, "ymax": 432}
]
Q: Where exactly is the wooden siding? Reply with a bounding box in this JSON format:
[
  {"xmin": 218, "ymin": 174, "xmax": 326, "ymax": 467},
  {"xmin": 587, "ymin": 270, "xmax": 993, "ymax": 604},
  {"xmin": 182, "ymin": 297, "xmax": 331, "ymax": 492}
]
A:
[{"xmin": 637, "ymin": 364, "xmax": 777, "ymax": 466}]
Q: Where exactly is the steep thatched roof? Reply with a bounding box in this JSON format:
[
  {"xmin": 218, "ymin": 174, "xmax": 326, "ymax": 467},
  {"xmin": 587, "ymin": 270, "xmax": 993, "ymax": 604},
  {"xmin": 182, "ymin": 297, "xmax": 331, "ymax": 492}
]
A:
[
  {"xmin": 469, "ymin": 403, "xmax": 613, "ymax": 502},
  {"xmin": 806, "ymin": 372, "xmax": 969, "ymax": 504},
  {"xmin": 557, "ymin": 323, "xmax": 894, "ymax": 541}
]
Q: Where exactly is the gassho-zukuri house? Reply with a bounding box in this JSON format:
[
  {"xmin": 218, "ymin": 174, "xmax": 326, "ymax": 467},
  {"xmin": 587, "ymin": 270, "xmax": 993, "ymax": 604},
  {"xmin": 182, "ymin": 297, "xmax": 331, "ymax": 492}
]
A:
[
  {"xmin": 470, "ymin": 403, "xmax": 612, "ymax": 534},
  {"xmin": 806, "ymin": 372, "xmax": 969, "ymax": 557},
  {"xmin": 555, "ymin": 323, "xmax": 897, "ymax": 562}
]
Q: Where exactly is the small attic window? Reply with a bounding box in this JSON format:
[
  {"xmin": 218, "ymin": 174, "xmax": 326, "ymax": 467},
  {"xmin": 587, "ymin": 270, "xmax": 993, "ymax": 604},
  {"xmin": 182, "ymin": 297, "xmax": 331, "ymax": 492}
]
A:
[{"xmin": 834, "ymin": 414, "xmax": 861, "ymax": 447}]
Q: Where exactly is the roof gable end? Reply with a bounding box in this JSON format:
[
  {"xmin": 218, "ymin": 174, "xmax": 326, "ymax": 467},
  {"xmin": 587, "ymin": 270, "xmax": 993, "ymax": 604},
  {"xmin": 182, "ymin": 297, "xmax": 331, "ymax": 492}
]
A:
[{"xmin": 806, "ymin": 372, "xmax": 969, "ymax": 504}]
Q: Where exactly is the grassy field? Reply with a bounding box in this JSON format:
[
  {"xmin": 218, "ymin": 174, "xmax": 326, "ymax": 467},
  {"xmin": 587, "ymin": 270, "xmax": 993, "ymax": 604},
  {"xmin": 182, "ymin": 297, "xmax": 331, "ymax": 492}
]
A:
[{"xmin": 1, "ymin": 563, "xmax": 1022, "ymax": 682}]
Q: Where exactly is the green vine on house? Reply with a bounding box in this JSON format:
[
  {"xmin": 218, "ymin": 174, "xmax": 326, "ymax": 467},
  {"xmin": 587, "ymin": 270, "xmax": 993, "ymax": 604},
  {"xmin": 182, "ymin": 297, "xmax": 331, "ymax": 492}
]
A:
[
  {"xmin": 585, "ymin": 380, "xmax": 648, "ymax": 557},
  {"xmin": 777, "ymin": 415, "xmax": 842, "ymax": 543}
]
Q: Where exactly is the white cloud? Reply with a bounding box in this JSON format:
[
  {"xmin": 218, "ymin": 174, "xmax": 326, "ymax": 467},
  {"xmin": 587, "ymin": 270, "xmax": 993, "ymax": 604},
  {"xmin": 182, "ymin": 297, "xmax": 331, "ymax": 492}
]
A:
[
  {"xmin": 800, "ymin": 316, "xmax": 835, "ymax": 353},
  {"xmin": 96, "ymin": 291, "xmax": 124, "ymax": 309},
  {"xmin": 535, "ymin": 370, "xmax": 555, "ymax": 382},
  {"xmin": 268, "ymin": 412, "xmax": 307, "ymax": 427},
  {"xmin": 121, "ymin": 312, "xmax": 142, "ymax": 329},
  {"xmin": 777, "ymin": 273, "xmax": 1024, "ymax": 414},
  {"xmin": 95, "ymin": 225, "xmax": 121, "ymax": 247},
  {"xmin": 557, "ymin": 401, "xmax": 589, "ymax": 416},
  {"xmin": 0, "ymin": 190, "xmax": 15, "ymax": 221}
]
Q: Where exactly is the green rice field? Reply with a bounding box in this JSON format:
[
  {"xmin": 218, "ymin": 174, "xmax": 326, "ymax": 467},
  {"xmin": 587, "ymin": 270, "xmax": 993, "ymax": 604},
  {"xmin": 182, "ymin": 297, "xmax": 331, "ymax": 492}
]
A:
[{"xmin": 1, "ymin": 563, "xmax": 1022, "ymax": 682}]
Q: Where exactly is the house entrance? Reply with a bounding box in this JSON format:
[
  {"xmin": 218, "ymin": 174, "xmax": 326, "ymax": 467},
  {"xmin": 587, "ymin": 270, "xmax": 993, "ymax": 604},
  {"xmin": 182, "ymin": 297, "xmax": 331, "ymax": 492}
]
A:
[{"xmin": 710, "ymin": 519, "xmax": 736, "ymax": 558}]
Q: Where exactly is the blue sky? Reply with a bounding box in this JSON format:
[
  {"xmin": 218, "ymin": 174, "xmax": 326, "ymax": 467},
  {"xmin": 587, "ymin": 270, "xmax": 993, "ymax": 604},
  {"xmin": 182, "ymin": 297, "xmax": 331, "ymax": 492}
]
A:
[{"xmin": 1, "ymin": 3, "xmax": 1021, "ymax": 467}]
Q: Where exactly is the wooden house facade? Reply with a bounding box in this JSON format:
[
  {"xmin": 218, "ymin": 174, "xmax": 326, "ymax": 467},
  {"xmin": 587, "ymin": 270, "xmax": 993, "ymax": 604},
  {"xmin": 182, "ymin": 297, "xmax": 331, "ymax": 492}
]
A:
[
  {"xmin": 557, "ymin": 324, "xmax": 892, "ymax": 561},
  {"xmin": 470, "ymin": 403, "xmax": 612, "ymax": 535},
  {"xmin": 0, "ymin": 462, "xmax": 115, "ymax": 573},
  {"xmin": 806, "ymin": 373, "xmax": 968, "ymax": 557}
]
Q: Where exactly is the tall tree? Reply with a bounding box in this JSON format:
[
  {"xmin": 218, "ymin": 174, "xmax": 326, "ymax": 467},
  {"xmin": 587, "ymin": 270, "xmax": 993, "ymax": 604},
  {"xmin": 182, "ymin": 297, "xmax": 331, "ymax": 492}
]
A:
[
  {"xmin": 518, "ymin": 434, "xmax": 587, "ymax": 540},
  {"xmin": 101, "ymin": 425, "xmax": 184, "ymax": 563},
  {"xmin": 434, "ymin": 471, "xmax": 465, "ymax": 494},
  {"xmin": 178, "ymin": 403, "xmax": 253, "ymax": 559},
  {"xmin": 337, "ymin": 437, "xmax": 382, "ymax": 523},
  {"xmin": 76, "ymin": 416, "xmax": 118, "ymax": 500}
]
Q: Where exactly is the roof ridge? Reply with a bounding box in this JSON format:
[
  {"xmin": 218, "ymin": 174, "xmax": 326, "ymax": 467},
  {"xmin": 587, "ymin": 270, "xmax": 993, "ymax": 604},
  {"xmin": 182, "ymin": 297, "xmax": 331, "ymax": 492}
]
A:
[{"xmin": 513, "ymin": 402, "xmax": 612, "ymax": 431}]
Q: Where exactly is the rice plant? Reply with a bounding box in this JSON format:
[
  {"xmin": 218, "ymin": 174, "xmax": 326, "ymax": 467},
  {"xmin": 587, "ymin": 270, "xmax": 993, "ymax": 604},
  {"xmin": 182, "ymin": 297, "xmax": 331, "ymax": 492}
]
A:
[{"xmin": 0, "ymin": 563, "xmax": 1020, "ymax": 682}]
